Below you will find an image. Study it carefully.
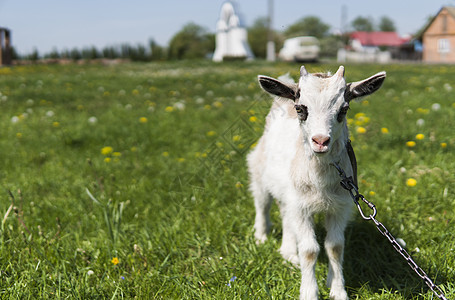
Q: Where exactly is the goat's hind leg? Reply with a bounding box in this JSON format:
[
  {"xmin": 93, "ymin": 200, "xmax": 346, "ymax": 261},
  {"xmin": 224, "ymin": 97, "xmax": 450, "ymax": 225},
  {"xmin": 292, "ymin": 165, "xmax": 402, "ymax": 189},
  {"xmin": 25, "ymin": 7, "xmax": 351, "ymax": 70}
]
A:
[{"xmin": 252, "ymin": 181, "xmax": 273, "ymax": 243}]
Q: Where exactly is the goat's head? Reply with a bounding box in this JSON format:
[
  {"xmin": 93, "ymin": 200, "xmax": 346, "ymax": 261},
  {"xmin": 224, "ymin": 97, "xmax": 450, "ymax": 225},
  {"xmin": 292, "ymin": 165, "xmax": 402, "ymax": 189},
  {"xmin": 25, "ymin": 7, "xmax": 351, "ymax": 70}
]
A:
[{"xmin": 258, "ymin": 66, "xmax": 386, "ymax": 155}]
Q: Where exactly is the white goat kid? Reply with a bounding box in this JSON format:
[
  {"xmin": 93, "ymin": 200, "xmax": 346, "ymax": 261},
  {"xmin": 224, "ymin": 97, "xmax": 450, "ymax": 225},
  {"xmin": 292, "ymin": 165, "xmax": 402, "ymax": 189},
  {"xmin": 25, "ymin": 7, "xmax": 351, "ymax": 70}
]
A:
[{"xmin": 248, "ymin": 66, "xmax": 386, "ymax": 300}]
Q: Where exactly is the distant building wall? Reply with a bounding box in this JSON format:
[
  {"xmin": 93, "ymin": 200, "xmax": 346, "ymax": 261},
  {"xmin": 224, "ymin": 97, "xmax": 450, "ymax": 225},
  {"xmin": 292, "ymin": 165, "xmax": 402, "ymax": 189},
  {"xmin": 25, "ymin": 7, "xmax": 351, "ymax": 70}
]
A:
[
  {"xmin": 423, "ymin": 7, "xmax": 455, "ymax": 63},
  {"xmin": 337, "ymin": 49, "xmax": 391, "ymax": 64}
]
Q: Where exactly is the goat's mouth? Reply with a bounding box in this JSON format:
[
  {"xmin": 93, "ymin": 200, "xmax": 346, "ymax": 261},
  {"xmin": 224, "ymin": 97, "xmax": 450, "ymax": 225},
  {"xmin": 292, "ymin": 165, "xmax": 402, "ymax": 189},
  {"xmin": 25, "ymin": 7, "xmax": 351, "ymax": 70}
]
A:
[{"xmin": 312, "ymin": 146, "xmax": 329, "ymax": 154}]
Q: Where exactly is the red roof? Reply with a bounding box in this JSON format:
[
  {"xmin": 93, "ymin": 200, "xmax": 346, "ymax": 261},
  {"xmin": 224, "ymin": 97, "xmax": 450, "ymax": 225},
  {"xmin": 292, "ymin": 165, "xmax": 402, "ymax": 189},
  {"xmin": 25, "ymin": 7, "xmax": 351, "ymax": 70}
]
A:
[{"xmin": 350, "ymin": 31, "xmax": 409, "ymax": 47}]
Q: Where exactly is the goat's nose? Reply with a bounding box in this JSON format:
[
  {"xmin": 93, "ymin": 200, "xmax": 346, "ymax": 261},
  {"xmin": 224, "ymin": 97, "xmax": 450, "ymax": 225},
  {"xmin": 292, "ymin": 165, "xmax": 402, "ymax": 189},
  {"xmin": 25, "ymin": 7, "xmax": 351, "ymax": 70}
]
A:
[{"xmin": 312, "ymin": 135, "xmax": 331, "ymax": 147}]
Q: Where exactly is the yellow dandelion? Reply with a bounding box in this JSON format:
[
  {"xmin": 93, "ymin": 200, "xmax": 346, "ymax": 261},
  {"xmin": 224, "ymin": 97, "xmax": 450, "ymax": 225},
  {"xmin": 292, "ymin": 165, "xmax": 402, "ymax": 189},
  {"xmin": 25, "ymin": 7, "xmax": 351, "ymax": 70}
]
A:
[
  {"xmin": 101, "ymin": 146, "xmax": 114, "ymax": 156},
  {"xmin": 177, "ymin": 157, "xmax": 185, "ymax": 163},
  {"xmin": 354, "ymin": 112, "xmax": 366, "ymax": 119},
  {"xmin": 356, "ymin": 127, "xmax": 366, "ymax": 134},
  {"xmin": 206, "ymin": 131, "xmax": 216, "ymax": 137},
  {"xmin": 113, "ymin": 152, "xmax": 122, "ymax": 157},
  {"xmin": 104, "ymin": 157, "xmax": 112, "ymax": 163},
  {"xmin": 165, "ymin": 106, "xmax": 174, "ymax": 112},
  {"xmin": 416, "ymin": 107, "xmax": 430, "ymax": 114},
  {"xmin": 441, "ymin": 142, "xmax": 448, "ymax": 148},
  {"xmin": 16, "ymin": 132, "xmax": 22, "ymax": 138},
  {"xmin": 52, "ymin": 121, "xmax": 60, "ymax": 128},
  {"xmin": 249, "ymin": 116, "xmax": 258, "ymax": 123},
  {"xmin": 204, "ymin": 104, "xmax": 211, "ymax": 110},
  {"xmin": 232, "ymin": 135, "xmax": 241, "ymax": 142},
  {"xmin": 381, "ymin": 127, "xmax": 389, "ymax": 134},
  {"xmin": 415, "ymin": 133, "xmax": 424, "ymax": 140},
  {"xmin": 131, "ymin": 146, "xmax": 138, "ymax": 152},
  {"xmin": 139, "ymin": 117, "xmax": 148, "ymax": 123},
  {"xmin": 250, "ymin": 142, "xmax": 257, "ymax": 149},
  {"xmin": 406, "ymin": 178, "xmax": 417, "ymax": 187},
  {"xmin": 235, "ymin": 181, "xmax": 243, "ymax": 189},
  {"xmin": 369, "ymin": 191, "xmax": 376, "ymax": 196},
  {"xmin": 162, "ymin": 151, "xmax": 169, "ymax": 157},
  {"xmin": 201, "ymin": 152, "xmax": 207, "ymax": 158},
  {"xmin": 213, "ymin": 101, "xmax": 223, "ymax": 108},
  {"xmin": 132, "ymin": 89, "xmax": 140, "ymax": 95},
  {"xmin": 111, "ymin": 257, "xmax": 119, "ymax": 265},
  {"xmin": 406, "ymin": 141, "xmax": 416, "ymax": 147}
]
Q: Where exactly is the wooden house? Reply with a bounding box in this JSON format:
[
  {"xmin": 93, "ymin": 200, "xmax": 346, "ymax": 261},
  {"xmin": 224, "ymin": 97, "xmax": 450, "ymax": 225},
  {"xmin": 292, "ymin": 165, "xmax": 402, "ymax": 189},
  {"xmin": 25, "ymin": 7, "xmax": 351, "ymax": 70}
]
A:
[{"xmin": 421, "ymin": 6, "xmax": 455, "ymax": 63}]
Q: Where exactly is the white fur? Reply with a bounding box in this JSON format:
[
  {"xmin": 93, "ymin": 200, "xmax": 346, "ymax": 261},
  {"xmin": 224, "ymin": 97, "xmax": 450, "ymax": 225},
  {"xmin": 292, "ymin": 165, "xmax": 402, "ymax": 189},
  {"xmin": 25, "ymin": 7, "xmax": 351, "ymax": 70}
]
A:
[{"xmin": 248, "ymin": 67, "xmax": 360, "ymax": 300}]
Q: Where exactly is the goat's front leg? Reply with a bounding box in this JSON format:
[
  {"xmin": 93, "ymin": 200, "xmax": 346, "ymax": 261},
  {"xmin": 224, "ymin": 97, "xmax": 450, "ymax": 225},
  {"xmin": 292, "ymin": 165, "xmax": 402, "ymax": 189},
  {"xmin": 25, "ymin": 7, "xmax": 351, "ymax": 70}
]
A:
[
  {"xmin": 289, "ymin": 207, "xmax": 320, "ymax": 300},
  {"xmin": 324, "ymin": 212, "xmax": 349, "ymax": 300},
  {"xmin": 279, "ymin": 202, "xmax": 299, "ymax": 265}
]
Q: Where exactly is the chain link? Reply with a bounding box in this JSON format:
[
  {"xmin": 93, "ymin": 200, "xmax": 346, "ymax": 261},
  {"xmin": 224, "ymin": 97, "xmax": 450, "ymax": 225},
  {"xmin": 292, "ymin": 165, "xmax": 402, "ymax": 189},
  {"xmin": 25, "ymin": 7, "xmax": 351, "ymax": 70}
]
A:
[{"xmin": 331, "ymin": 161, "xmax": 449, "ymax": 300}]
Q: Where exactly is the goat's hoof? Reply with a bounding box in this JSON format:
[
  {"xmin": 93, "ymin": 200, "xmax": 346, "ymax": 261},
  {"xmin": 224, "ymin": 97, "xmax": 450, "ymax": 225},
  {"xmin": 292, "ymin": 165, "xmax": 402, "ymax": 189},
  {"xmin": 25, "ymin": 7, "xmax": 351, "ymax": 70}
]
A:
[
  {"xmin": 330, "ymin": 288, "xmax": 348, "ymax": 300},
  {"xmin": 254, "ymin": 234, "xmax": 268, "ymax": 245}
]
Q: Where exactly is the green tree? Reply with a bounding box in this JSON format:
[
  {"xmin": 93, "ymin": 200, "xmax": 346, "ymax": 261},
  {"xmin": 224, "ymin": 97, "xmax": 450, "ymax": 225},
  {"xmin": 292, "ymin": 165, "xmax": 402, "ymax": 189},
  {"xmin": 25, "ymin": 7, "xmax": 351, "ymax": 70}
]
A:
[
  {"xmin": 149, "ymin": 39, "xmax": 166, "ymax": 61},
  {"xmin": 102, "ymin": 46, "xmax": 120, "ymax": 59},
  {"xmin": 351, "ymin": 16, "xmax": 374, "ymax": 32},
  {"xmin": 70, "ymin": 48, "xmax": 82, "ymax": 60},
  {"xmin": 248, "ymin": 17, "xmax": 283, "ymax": 59},
  {"xmin": 284, "ymin": 16, "xmax": 330, "ymax": 39},
  {"xmin": 378, "ymin": 16, "xmax": 396, "ymax": 32},
  {"xmin": 319, "ymin": 35, "xmax": 344, "ymax": 58},
  {"xmin": 27, "ymin": 48, "xmax": 40, "ymax": 61},
  {"xmin": 81, "ymin": 46, "xmax": 101, "ymax": 60},
  {"xmin": 168, "ymin": 22, "xmax": 214, "ymax": 60}
]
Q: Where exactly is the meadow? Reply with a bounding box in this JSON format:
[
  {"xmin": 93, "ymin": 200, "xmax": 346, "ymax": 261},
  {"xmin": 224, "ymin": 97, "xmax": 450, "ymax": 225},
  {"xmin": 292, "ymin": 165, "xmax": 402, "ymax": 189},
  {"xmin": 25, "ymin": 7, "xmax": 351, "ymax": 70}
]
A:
[{"xmin": 0, "ymin": 60, "xmax": 453, "ymax": 299}]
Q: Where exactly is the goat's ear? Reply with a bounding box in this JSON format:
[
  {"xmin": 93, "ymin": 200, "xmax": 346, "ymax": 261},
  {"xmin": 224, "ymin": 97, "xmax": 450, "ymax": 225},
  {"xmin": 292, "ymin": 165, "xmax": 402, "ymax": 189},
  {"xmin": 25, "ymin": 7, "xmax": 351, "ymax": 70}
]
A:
[
  {"xmin": 258, "ymin": 75, "xmax": 298, "ymax": 101},
  {"xmin": 345, "ymin": 71, "xmax": 386, "ymax": 102}
]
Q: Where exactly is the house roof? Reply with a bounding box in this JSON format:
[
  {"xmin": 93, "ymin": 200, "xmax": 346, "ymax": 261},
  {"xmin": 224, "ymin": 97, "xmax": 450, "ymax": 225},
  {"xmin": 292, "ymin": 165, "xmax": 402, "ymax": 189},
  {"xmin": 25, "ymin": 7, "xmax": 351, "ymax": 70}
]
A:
[
  {"xmin": 416, "ymin": 6, "xmax": 455, "ymax": 40},
  {"xmin": 350, "ymin": 31, "xmax": 409, "ymax": 47}
]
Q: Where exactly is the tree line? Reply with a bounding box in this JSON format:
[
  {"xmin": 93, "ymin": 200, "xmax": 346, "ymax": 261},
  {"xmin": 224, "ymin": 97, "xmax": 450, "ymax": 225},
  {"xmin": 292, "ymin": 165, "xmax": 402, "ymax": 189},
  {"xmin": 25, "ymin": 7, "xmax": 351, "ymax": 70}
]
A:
[{"xmin": 16, "ymin": 15, "xmax": 398, "ymax": 62}]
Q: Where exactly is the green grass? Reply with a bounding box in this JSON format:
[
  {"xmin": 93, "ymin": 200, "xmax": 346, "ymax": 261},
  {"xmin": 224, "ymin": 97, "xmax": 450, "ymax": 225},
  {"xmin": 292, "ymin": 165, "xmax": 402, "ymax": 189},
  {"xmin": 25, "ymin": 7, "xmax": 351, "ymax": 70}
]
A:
[{"xmin": 0, "ymin": 61, "xmax": 453, "ymax": 299}]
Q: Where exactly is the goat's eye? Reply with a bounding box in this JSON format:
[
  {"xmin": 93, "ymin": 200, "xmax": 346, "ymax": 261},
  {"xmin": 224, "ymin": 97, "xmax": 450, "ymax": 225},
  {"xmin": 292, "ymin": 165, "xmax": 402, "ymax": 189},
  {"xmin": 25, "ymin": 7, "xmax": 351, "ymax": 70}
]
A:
[
  {"xmin": 295, "ymin": 104, "xmax": 308, "ymax": 121},
  {"xmin": 295, "ymin": 89, "xmax": 300, "ymax": 100},
  {"xmin": 337, "ymin": 105, "xmax": 349, "ymax": 122}
]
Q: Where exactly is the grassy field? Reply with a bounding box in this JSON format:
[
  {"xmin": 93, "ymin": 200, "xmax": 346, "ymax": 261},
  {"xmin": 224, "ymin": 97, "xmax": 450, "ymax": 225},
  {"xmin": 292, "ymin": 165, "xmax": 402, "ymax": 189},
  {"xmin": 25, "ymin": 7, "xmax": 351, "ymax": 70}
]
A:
[{"xmin": 0, "ymin": 60, "xmax": 453, "ymax": 299}]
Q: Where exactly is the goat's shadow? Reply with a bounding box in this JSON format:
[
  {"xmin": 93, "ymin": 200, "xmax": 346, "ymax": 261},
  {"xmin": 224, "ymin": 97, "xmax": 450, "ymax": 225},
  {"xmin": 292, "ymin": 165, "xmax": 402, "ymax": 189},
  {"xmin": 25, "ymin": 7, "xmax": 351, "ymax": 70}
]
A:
[{"xmin": 325, "ymin": 218, "xmax": 448, "ymax": 298}]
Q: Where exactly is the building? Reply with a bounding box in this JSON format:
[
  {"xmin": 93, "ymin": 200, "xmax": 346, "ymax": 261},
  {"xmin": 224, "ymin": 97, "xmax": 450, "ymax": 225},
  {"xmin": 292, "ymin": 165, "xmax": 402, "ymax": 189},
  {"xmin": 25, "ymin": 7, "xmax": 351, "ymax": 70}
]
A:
[
  {"xmin": 421, "ymin": 6, "xmax": 455, "ymax": 63},
  {"xmin": 212, "ymin": 1, "xmax": 254, "ymax": 62},
  {"xmin": 338, "ymin": 31, "xmax": 410, "ymax": 63}
]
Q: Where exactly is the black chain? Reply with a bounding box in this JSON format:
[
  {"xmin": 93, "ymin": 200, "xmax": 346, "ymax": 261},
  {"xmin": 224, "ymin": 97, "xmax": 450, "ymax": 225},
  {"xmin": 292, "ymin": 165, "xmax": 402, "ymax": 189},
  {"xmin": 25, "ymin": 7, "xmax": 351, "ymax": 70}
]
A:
[{"xmin": 331, "ymin": 161, "xmax": 449, "ymax": 300}]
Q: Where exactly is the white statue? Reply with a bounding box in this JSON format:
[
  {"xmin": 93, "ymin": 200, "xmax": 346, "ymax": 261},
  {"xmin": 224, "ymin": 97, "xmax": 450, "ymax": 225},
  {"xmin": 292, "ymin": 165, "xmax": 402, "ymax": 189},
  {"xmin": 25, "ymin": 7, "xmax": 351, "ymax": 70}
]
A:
[{"xmin": 213, "ymin": 1, "xmax": 254, "ymax": 62}]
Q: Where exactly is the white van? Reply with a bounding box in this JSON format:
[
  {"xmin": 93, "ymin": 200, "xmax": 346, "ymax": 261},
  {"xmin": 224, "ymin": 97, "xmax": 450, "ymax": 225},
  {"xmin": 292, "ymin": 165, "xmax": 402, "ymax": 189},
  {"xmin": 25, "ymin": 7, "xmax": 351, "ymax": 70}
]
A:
[{"xmin": 278, "ymin": 36, "xmax": 320, "ymax": 62}]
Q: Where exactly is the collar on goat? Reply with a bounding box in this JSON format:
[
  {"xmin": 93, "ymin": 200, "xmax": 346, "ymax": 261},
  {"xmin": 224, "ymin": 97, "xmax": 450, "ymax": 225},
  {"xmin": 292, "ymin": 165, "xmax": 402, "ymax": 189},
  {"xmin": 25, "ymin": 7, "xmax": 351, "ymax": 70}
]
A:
[{"xmin": 346, "ymin": 140, "xmax": 357, "ymax": 188}]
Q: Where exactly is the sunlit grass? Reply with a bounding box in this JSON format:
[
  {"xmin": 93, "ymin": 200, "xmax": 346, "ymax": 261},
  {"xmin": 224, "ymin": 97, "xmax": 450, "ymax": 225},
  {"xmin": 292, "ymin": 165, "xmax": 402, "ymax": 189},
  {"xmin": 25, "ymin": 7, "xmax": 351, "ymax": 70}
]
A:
[{"xmin": 0, "ymin": 61, "xmax": 453, "ymax": 299}]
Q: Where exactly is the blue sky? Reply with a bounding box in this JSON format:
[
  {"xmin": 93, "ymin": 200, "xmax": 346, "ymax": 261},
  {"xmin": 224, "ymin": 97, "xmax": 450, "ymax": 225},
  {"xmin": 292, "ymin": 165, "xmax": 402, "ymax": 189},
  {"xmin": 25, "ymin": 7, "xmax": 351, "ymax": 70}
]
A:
[{"xmin": 0, "ymin": 0, "xmax": 450, "ymax": 55}]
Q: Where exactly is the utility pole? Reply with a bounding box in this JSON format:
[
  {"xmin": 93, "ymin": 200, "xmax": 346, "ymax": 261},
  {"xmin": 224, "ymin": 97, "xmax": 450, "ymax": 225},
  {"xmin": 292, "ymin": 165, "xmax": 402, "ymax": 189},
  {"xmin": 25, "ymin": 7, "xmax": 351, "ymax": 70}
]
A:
[
  {"xmin": 266, "ymin": 0, "xmax": 275, "ymax": 61},
  {"xmin": 341, "ymin": 5, "xmax": 348, "ymax": 34}
]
